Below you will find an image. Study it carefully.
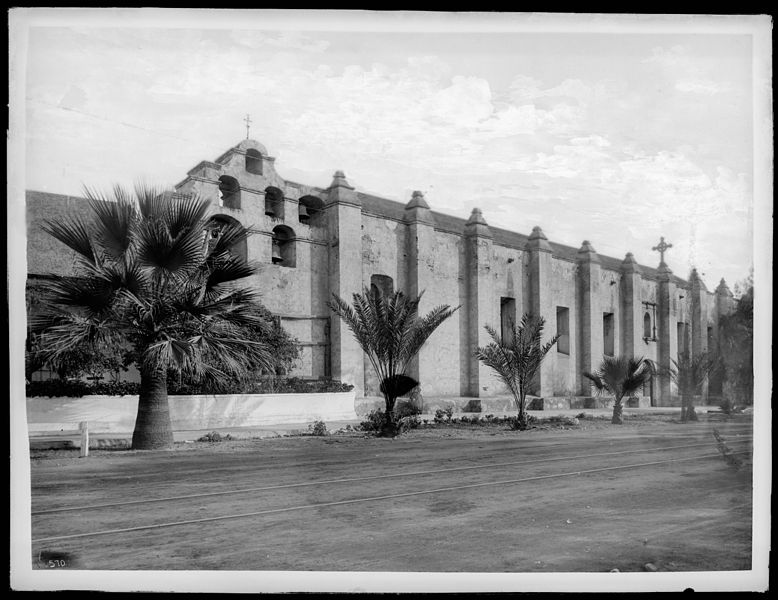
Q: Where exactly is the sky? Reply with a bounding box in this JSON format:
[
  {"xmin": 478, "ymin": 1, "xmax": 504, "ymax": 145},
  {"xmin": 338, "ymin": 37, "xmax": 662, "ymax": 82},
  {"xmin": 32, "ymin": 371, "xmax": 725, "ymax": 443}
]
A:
[{"xmin": 14, "ymin": 10, "xmax": 772, "ymax": 290}]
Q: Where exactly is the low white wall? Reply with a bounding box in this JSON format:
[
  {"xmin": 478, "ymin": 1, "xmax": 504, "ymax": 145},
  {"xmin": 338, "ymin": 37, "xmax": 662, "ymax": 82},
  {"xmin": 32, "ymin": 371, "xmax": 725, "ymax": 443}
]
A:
[{"xmin": 27, "ymin": 391, "xmax": 358, "ymax": 434}]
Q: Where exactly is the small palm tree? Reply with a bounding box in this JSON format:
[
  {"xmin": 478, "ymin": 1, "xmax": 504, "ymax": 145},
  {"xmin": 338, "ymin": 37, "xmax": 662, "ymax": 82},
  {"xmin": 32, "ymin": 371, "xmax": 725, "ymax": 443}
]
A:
[
  {"xmin": 474, "ymin": 313, "xmax": 559, "ymax": 430},
  {"xmin": 583, "ymin": 356, "xmax": 654, "ymax": 424},
  {"xmin": 667, "ymin": 351, "xmax": 716, "ymax": 422},
  {"xmin": 328, "ymin": 288, "xmax": 458, "ymax": 436},
  {"xmin": 30, "ymin": 185, "xmax": 276, "ymax": 449}
]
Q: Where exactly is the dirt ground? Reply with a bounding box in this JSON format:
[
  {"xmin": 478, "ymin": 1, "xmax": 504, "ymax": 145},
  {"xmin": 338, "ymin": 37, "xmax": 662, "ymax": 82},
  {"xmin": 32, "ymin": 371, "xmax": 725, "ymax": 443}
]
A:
[{"xmin": 28, "ymin": 412, "xmax": 754, "ymax": 578}]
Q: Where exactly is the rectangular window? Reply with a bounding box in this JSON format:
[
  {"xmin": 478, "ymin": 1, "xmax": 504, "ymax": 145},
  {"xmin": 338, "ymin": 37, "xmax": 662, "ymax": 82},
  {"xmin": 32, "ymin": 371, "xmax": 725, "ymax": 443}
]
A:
[
  {"xmin": 603, "ymin": 312, "xmax": 615, "ymax": 357},
  {"xmin": 500, "ymin": 297, "xmax": 516, "ymax": 342},
  {"xmin": 556, "ymin": 306, "xmax": 570, "ymax": 355},
  {"xmin": 677, "ymin": 322, "xmax": 687, "ymax": 355}
]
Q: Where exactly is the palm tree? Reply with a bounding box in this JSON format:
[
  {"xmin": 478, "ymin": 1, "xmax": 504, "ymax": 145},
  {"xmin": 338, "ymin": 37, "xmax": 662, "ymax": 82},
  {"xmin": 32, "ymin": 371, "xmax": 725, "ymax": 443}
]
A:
[
  {"xmin": 328, "ymin": 288, "xmax": 458, "ymax": 436},
  {"xmin": 30, "ymin": 185, "xmax": 275, "ymax": 449},
  {"xmin": 474, "ymin": 313, "xmax": 559, "ymax": 430},
  {"xmin": 667, "ymin": 351, "xmax": 716, "ymax": 422},
  {"xmin": 583, "ymin": 356, "xmax": 653, "ymax": 424}
]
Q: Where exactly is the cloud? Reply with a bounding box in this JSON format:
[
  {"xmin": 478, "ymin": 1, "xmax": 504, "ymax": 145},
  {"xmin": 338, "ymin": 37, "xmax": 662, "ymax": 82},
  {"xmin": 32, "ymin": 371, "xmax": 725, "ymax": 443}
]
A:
[
  {"xmin": 230, "ymin": 30, "xmax": 330, "ymax": 52},
  {"xmin": 675, "ymin": 78, "xmax": 734, "ymax": 95},
  {"xmin": 642, "ymin": 44, "xmax": 691, "ymax": 69},
  {"xmin": 643, "ymin": 44, "xmax": 735, "ymax": 96}
]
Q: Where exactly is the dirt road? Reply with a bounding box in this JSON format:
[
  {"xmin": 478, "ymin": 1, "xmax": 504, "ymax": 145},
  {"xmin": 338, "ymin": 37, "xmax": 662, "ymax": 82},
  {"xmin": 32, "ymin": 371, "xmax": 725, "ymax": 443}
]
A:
[{"xmin": 29, "ymin": 415, "xmax": 753, "ymax": 574}]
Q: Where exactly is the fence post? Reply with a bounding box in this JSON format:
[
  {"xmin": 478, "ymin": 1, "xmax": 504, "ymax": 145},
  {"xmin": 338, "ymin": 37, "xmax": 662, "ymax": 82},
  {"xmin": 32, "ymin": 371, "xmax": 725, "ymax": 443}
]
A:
[{"xmin": 79, "ymin": 421, "xmax": 89, "ymax": 458}]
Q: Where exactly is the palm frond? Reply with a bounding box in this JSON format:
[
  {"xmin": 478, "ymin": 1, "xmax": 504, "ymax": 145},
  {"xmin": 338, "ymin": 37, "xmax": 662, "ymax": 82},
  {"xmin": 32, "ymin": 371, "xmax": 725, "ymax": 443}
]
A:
[
  {"xmin": 204, "ymin": 256, "xmax": 257, "ymax": 290},
  {"xmin": 583, "ymin": 371, "xmax": 607, "ymax": 394},
  {"xmin": 83, "ymin": 185, "xmax": 138, "ymax": 260},
  {"xmin": 205, "ymin": 220, "xmax": 252, "ymax": 260},
  {"xmin": 134, "ymin": 217, "xmax": 205, "ymax": 280},
  {"xmin": 134, "ymin": 183, "xmax": 168, "ymax": 220},
  {"xmin": 164, "ymin": 193, "xmax": 211, "ymax": 239},
  {"xmin": 40, "ymin": 217, "xmax": 96, "ymax": 263}
]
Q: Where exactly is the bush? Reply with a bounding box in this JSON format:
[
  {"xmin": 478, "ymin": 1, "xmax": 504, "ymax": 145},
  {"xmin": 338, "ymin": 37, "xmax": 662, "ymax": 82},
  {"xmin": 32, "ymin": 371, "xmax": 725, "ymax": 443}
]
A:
[
  {"xmin": 307, "ymin": 420, "xmax": 329, "ymax": 436},
  {"xmin": 26, "ymin": 379, "xmax": 141, "ymax": 398},
  {"xmin": 168, "ymin": 376, "xmax": 354, "ymax": 395},
  {"xmin": 27, "ymin": 377, "xmax": 354, "ymax": 398},
  {"xmin": 397, "ymin": 414, "xmax": 420, "ymax": 432},
  {"xmin": 394, "ymin": 402, "xmax": 422, "ymax": 420},
  {"xmin": 360, "ymin": 409, "xmax": 390, "ymax": 433},
  {"xmin": 719, "ymin": 398, "xmax": 742, "ymax": 415},
  {"xmin": 197, "ymin": 431, "xmax": 233, "ymax": 442},
  {"xmin": 507, "ymin": 414, "xmax": 537, "ymax": 430},
  {"xmin": 434, "ymin": 406, "xmax": 454, "ymax": 423}
]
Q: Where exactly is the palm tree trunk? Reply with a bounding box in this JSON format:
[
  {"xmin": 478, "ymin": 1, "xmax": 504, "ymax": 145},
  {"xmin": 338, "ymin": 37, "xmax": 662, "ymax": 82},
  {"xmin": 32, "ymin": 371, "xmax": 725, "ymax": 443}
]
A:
[
  {"xmin": 517, "ymin": 390, "xmax": 529, "ymax": 430},
  {"xmin": 132, "ymin": 366, "xmax": 174, "ymax": 449},
  {"xmin": 686, "ymin": 394, "xmax": 698, "ymax": 421},
  {"xmin": 611, "ymin": 395, "xmax": 624, "ymax": 424},
  {"xmin": 382, "ymin": 394, "xmax": 398, "ymax": 436}
]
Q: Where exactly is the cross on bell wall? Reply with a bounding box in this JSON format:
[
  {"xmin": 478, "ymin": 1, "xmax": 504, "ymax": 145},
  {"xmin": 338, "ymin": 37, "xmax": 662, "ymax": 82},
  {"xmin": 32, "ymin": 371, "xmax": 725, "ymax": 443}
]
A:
[{"xmin": 652, "ymin": 236, "xmax": 673, "ymax": 266}]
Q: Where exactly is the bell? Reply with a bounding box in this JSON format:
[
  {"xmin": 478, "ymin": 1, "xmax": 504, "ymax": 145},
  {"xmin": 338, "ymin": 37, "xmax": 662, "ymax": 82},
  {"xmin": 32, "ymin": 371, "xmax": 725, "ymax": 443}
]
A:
[
  {"xmin": 298, "ymin": 204, "xmax": 310, "ymax": 224},
  {"xmin": 271, "ymin": 240, "xmax": 283, "ymax": 264}
]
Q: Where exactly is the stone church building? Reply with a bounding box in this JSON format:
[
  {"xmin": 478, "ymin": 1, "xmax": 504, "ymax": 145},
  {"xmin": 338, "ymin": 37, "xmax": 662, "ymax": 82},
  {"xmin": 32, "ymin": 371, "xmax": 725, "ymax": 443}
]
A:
[{"xmin": 26, "ymin": 138, "xmax": 736, "ymax": 407}]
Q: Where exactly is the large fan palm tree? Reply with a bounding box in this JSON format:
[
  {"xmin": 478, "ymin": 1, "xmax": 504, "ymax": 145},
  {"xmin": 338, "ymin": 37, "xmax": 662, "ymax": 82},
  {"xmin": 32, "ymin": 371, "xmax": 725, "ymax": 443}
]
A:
[
  {"xmin": 474, "ymin": 313, "xmax": 560, "ymax": 430},
  {"xmin": 30, "ymin": 185, "xmax": 275, "ymax": 449},
  {"xmin": 583, "ymin": 356, "xmax": 654, "ymax": 424},
  {"xmin": 667, "ymin": 351, "xmax": 715, "ymax": 422},
  {"xmin": 328, "ymin": 288, "xmax": 458, "ymax": 436}
]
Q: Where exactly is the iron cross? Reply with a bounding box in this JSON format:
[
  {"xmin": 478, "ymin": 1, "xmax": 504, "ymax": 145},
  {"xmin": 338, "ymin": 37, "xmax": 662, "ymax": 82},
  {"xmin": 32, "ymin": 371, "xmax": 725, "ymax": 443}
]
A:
[
  {"xmin": 244, "ymin": 114, "xmax": 252, "ymax": 139},
  {"xmin": 652, "ymin": 236, "xmax": 673, "ymax": 264}
]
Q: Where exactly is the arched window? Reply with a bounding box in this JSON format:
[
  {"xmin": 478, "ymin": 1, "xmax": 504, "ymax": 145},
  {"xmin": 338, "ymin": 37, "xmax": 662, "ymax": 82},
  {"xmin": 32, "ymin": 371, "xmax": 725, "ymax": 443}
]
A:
[
  {"xmin": 643, "ymin": 312, "xmax": 652, "ymax": 339},
  {"xmin": 370, "ymin": 274, "xmax": 394, "ymax": 298},
  {"xmin": 298, "ymin": 195, "xmax": 324, "ymax": 226},
  {"xmin": 271, "ymin": 225, "xmax": 295, "ymax": 267},
  {"xmin": 245, "ymin": 149, "xmax": 263, "ymax": 175},
  {"xmin": 265, "ymin": 186, "xmax": 285, "ymax": 219},
  {"xmin": 218, "ymin": 176, "xmax": 241, "ymax": 210},
  {"xmin": 205, "ymin": 215, "xmax": 248, "ymax": 263}
]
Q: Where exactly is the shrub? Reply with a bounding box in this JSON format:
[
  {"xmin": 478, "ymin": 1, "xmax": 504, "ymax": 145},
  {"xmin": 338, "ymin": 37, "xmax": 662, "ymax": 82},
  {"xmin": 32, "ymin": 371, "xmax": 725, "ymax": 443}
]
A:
[
  {"xmin": 719, "ymin": 398, "xmax": 742, "ymax": 415},
  {"xmin": 27, "ymin": 377, "xmax": 354, "ymax": 398},
  {"xmin": 394, "ymin": 402, "xmax": 422, "ymax": 420},
  {"xmin": 26, "ymin": 379, "xmax": 142, "ymax": 398},
  {"xmin": 397, "ymin": 414, "xmax": 420, "ymax": 432},
  {"xmin": 307, "ymin": 420, "xmax": 329, "ymax": 436},
  {"xmin": 433, "ymin": 406, "xmax": 454, "ymax": 423},
  {"xmin": 197, "ymin": 431, "xmax": 233, "ymax": 442},
  {"xmin": 507, "ymin": 414, "xmax": 537, "ymax": 430},
  {"xmin": 360, "ymin": 409, "xmax": 390, "ymax": 433}
]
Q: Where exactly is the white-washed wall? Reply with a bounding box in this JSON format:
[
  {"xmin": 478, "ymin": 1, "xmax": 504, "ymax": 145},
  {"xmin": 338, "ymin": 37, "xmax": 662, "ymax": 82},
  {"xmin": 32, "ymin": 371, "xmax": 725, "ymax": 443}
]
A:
[{"xmin": 27, "ymin": 391, "xmax": 358, "ymax": 433}]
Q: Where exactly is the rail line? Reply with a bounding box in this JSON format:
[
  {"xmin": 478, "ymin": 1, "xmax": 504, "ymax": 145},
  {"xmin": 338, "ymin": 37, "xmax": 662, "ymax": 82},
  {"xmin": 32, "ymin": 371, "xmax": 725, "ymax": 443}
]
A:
[
  {"xmin": 30, "ymin": 450, "xmax": 751, "ymax": 544},
  {"xmin": 31, "ymin": 437, "xmax": 752, "ymax": 515},
  {"xmin": 30, "ymin": 423, "xmax": 754, "ymax": 486}
]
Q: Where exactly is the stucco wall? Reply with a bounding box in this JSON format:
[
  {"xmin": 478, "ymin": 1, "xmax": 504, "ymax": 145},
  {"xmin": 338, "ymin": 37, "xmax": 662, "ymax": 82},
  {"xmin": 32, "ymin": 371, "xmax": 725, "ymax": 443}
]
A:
[
  {"xmin": 549, "ymin": 258, "xmax": 579, "ymax": 396},
  {"xmin": 421, "ymin": 230, "xmax": 467, "ymax": 397},
  {"xmin": 27, "ymin": 391, "xmax": 358, "ymax": 433}
]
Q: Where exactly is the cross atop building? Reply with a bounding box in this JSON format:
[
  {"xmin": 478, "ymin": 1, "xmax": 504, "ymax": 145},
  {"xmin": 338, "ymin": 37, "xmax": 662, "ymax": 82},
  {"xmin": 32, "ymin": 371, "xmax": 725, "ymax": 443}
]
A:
[
  {"xmin": 244, "ymin": 114, "xmax": 252, "ymax": 139},
  {"xmin": 652, "ymin": 236, "xmax": 673, "ymax": 266}
]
